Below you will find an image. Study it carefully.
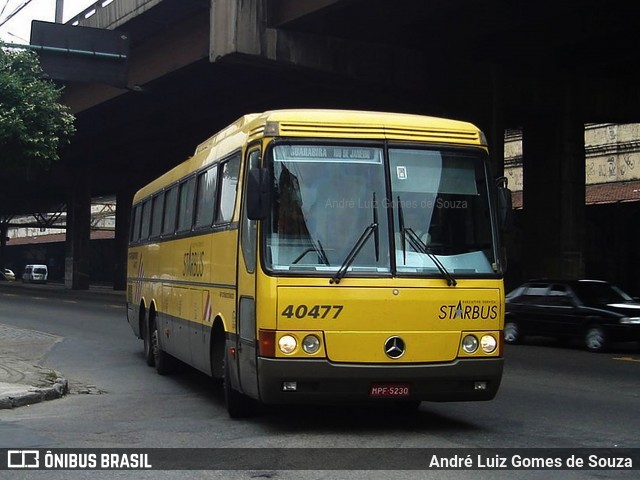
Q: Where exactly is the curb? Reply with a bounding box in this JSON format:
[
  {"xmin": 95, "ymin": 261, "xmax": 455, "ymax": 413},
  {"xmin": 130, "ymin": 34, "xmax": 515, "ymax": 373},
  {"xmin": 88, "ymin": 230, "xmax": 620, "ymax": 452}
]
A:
[{"xmin": 0, "ymin": 373, "xmax": 69, "ymax": 410}]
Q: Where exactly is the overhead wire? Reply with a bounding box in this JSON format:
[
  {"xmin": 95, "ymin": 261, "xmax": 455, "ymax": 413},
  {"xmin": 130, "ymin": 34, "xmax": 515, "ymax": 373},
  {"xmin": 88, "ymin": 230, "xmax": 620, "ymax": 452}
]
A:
[
  {"xmin": 0, "ymin": 0, "xmax": 37, "ymax": 29},
  {"xmin": 0, "ymin": 0, "xmax": 12, "ymax": 20}
]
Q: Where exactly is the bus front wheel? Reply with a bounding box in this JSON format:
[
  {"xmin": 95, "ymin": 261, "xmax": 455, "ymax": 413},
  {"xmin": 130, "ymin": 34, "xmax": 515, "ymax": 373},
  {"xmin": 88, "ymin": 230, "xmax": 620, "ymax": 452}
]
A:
[{"xmin": 223, "ymin": 352, "xmax": 255, "ymax": 418}]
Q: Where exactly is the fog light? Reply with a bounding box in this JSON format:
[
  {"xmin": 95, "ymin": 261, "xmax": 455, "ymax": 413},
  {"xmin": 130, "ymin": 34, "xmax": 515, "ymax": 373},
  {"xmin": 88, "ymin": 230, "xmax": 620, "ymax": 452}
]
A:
[
  {"xmin": 474, "ymin": 381, "xmax": 487, "ymax": 391},
  {"xmin": 480, "ymin": 335, "xmax": 497, "ymax": 353},
  {"xmin": 278, "ymin": 335, "xmax": 297, "ymax": 354},
  {"xmin": 282, "ymin": 381, "xmax": 297, "ymax": 392},
  {"xmin": 302, "ymin": 334, "xmax": 321, "ymax": 354},
  {"xmin": 462, "ymin": 335, "xmax": 479, "ymax": 353}
]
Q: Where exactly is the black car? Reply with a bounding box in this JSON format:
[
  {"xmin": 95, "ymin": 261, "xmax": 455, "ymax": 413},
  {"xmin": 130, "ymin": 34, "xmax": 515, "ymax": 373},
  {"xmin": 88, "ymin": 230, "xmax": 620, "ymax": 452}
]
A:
[{"xmin": 505, "ymin": 279, "xmax": 640, "ymax": 352}]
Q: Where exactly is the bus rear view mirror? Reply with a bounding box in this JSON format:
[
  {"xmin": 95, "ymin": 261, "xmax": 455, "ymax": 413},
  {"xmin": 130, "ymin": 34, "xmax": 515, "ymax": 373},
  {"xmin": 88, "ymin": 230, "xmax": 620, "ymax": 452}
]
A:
[
  {"xmin": 247, "ymin": 168, "xmax": 271, "ymax": 220},
  {"xmin": 495, "ymin": 176, "xmax": 513, "ymax": 232}
]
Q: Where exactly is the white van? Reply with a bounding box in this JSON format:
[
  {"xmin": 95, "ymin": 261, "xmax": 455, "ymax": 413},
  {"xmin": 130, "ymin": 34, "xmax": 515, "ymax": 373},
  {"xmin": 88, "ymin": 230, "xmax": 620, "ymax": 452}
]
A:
[{"xmin": 22, "ymin": 264, "xmax": 48, "ymax": 284}]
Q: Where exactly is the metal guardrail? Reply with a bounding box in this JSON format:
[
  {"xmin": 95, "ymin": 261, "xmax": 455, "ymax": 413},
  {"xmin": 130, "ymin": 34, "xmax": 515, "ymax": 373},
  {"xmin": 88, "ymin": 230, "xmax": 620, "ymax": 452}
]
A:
[{"xmin": 2, "ymin": 41, "xmax": 127, "ymax": 60}]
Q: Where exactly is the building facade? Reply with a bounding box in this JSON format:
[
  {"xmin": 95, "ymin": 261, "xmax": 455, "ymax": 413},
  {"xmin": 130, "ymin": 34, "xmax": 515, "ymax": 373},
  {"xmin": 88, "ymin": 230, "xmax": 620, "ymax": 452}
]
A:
[{"xmin": 504, "ymin": 124, "xmax": 640, "ymax": 295}]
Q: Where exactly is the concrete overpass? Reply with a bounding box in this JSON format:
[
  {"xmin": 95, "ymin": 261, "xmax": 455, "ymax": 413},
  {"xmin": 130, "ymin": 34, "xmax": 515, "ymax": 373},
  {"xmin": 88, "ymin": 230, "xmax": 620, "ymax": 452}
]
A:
[{"xmin": 2, "ymin": 0, "xmax": 640, "ymax": 290}]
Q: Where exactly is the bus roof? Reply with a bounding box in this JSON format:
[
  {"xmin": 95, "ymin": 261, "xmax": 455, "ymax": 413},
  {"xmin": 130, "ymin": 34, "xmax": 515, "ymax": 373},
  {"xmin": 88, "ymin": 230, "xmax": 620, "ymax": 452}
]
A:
[
  {"xmin": 134, "ymin": 109, "xmax": 485, "ymax": 202},
  {"xmin": 196, "ymin": 109, "xmax": 484, "ymax": 152}
]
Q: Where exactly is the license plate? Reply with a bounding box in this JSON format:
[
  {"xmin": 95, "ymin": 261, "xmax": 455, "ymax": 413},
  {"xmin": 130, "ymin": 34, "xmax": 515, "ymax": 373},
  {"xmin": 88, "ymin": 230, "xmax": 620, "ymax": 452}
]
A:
[{"xmin": 369, "ymin": 383, "xmax": 411, "ymax": 398}]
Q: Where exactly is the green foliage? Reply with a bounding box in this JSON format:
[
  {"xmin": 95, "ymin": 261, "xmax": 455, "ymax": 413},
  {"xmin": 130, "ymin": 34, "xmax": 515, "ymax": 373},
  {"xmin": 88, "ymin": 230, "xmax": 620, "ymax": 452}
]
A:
[{"xmin": 0, "ymin": 45, "xmax": 75, "ymax": 171}]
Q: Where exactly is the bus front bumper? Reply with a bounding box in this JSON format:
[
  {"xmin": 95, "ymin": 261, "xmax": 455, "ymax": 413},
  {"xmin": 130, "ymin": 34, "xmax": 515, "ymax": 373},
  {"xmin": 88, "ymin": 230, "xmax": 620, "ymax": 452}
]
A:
[{"xmin": 256, "ymin": 357, "xmax": 503, "ymax": 405}]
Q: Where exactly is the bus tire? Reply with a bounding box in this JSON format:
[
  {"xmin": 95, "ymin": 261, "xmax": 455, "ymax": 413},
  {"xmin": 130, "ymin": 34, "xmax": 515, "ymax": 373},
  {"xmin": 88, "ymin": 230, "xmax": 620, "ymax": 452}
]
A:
[
  {"xmin": 210, "ymin": 321, "xmax": 225, "ymax": 381},
  {"xmin": 151, "ymin": 317, "xmax": 174, "ymax": 375},
  {"xmin": 142, "ymin": 310, "xmax": 154, "ymax": 367},
  {"xmin": 223, "ymin": 352, "xmax": 254, "ymax": 418}
]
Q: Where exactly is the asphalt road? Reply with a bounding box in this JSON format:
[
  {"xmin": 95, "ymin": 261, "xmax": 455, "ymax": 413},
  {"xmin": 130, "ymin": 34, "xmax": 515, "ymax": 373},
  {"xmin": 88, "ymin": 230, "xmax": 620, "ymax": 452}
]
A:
[{"xmin": 0, "ymin": 283, "xmax": 639, "ymax": 479}]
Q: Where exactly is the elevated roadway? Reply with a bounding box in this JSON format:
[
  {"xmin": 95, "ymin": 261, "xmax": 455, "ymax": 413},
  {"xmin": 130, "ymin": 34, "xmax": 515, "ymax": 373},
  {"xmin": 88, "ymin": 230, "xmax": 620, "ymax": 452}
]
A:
[{"xmin": 2, "ymin": 0, "xmax": 640, "ymax": 289}]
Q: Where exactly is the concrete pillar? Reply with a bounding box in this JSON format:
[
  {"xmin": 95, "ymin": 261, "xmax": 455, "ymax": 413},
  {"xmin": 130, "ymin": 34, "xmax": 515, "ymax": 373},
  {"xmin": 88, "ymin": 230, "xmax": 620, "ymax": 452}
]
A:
[
  {"xmin": 521, "ymin": 102, "xmax": 586, "ymax": 280},
  {"xmin": 113, "ymin": 189, "xmax": 133, "ymax": 291},
  {"xmin": 65, "ymin": 173, "xmax": 91, "ymax": 290},
  {"xmin": 0, "ymin": 222, "xmax": 8, "ymax": 269}
]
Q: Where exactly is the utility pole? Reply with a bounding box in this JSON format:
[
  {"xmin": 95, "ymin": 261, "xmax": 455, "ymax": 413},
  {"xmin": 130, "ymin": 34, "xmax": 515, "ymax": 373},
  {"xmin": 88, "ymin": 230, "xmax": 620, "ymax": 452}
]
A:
[{"xmin": 55, "ymin": 0, "xmax": 64, "ymax": 23}]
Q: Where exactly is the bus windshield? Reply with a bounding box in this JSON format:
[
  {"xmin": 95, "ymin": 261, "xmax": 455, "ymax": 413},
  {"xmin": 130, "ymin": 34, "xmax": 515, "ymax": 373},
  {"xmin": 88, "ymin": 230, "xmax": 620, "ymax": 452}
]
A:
[{"xmin": 265, "ymin": 143, "xmax": 497, "ymax": 277}]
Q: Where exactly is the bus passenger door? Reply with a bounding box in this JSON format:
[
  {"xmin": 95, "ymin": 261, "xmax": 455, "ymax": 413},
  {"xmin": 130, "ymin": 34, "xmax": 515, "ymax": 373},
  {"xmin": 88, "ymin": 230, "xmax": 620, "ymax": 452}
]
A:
[{"xmin": 235, "ymin": 148, "xmax": 261, "ymax": 398}]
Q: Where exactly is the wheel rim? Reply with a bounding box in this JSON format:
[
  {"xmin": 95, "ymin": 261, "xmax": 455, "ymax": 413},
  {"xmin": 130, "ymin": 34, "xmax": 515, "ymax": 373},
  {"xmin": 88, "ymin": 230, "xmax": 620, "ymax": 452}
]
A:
[
  {"xmin": 504, "ymin": 322, "xmax": 518, "ymax": 342},
  {"xmin": 586, "ymin": 328, "xmax": 604, "ymax": 350}
]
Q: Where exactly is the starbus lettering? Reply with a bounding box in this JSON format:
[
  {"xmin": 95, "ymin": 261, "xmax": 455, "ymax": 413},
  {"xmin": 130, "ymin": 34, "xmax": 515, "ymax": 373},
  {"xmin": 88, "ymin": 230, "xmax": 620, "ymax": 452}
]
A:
[
  {"xmin": 438, "ymin": 301, "xmax": 498, "ymax": 320},
  {"xmin": 183, "ymin": 247, "xmax": 205, "ymax": 277}
]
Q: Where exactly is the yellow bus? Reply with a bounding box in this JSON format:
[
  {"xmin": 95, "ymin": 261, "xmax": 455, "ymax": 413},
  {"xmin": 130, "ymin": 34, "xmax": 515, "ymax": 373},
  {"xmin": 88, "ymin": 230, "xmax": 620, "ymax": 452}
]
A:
[{"xmin": 126, "ymin": 109, "xmax": 511, "ymax": 417}]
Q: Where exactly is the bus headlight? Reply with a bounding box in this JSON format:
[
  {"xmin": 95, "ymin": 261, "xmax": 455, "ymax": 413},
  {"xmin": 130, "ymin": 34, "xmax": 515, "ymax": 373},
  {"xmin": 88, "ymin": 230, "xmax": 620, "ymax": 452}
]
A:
[
  {"xmin": 302, "ymin": 334, "xmax": 321, "ymax": 354},
  {"xmin": 278, "ymin": 335, "xmax": 297, "ymax": 354},
  {"xmin": 480, "ymin": 335, "xmax": 498, "ymax": 353},
  {"xmin": 462, "ymin": 335, "xmax": 479, "ymax": 353}
]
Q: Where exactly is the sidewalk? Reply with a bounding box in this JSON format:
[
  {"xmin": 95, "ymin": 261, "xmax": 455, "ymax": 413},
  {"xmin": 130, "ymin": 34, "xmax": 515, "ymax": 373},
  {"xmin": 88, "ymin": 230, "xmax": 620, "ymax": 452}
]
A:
[
  {"xmin": 0, "ymin": 282, "xmax": 124, "ymax": 409},
  {"xmin": 0, "ymin": 323, "xmax": 68, "ymax": 409}
]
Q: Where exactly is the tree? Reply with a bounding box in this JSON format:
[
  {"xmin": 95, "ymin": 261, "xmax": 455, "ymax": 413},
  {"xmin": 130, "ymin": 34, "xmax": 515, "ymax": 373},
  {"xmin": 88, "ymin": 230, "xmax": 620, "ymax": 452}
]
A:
[{"xmin": 0, "ymin": 45, "xmax": 75, "ymax": 172}]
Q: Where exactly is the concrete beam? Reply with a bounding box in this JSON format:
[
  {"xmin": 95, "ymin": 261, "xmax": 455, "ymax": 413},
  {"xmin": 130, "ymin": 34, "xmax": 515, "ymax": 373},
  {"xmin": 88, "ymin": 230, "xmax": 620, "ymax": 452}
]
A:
[
  {"xmin": 267, "ymin": 28, "xmax": 425, "ymax": 92},
  {"xmin": 70, "ymin": 0, "xmax": 163, "ymax": 30},
  {"xmin": 266, "ymin": 0, "xmax": 343, "ymax": 27},
  {"xmin": 63, "ymin": 11, "xmax": 209, "ymax": 113},
  {"xmin": 210, "ymin": 0, "xmax": 424, "ymax": 92}
]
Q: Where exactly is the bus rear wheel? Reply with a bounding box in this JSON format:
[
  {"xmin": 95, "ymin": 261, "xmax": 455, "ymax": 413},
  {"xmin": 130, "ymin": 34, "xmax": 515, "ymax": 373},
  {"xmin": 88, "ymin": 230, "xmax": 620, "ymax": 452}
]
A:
[
  {"xmin": 143, "ymin": 313, "xmax": 154, "ymax": 367},
  {"xmin": 151, "ymin": 319, "xmax": 174, "ymax": 375}
]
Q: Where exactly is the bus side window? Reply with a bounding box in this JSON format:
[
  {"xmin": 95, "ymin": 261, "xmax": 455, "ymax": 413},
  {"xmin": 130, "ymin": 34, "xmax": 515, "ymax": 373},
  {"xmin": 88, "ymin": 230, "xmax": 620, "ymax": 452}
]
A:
[
  {"xmin": 150, "ymin": 193, "xmax": 164, "ymax": 238},
  {"xmin": 131, "ymin": 204, "xmax": 142, "ymax": 242},
  {"xmin": 162, "ymin": 186, "xmax": 178, "ymax": 235},
  {"xmin": 129, "ymin": 205, "xmax": 140, "ymax": 243},
  {"xmin": 140, "ymin": 199, "xmax": 151, "ymax": 241},
  {"xmin": 217, "ymin": 154, "xmax": 241, "ymax": 224},
  {"xmin": 195, "ymin": 166, "xmax": 218, "ymax": 228},
  {"xmin": 177, "ymin": 177, "xmax": 196, "ymax": 232}
]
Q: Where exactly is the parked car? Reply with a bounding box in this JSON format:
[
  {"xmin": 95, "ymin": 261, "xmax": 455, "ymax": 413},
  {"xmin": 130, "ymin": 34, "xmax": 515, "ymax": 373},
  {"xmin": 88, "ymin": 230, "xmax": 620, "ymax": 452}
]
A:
[
  {"xmin": 2, "ymin": 269, "xmax": 15, "ymax": 281},
  {"xmin": 505, "ymin": 279, "xmax": 640, "ymax": 352},
  {"xmin": 21, "ymin": 264, "xmax": 48, "ymax": 284}
]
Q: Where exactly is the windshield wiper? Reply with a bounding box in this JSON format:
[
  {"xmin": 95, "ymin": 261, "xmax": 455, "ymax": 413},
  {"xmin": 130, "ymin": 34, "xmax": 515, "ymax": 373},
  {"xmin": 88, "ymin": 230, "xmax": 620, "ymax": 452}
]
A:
[
  {"xmin": 330, "ymin": 192, "xmax": 379, "ymax": 284},
  {"xmin": 405, "ymin": 227, "xmax": 457, "ymax": 286},
  {"xmin": 397, "ymin": 196, "xmax": 457, "ymax": 287},
  {"xmin": 292, "ymin": 238, "xmax": 329, "ymax": 265}
]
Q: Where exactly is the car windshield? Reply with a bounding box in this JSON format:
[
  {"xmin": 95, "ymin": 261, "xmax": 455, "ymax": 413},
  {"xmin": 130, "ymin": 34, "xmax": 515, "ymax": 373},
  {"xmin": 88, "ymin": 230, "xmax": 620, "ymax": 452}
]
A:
[
  {"xmin": 264, "ymin": 143, "xmax": 498, "ymax": 278},
  {"xmin": 573, "ymin": 282, "xmax": 633, "ymax": 305}
]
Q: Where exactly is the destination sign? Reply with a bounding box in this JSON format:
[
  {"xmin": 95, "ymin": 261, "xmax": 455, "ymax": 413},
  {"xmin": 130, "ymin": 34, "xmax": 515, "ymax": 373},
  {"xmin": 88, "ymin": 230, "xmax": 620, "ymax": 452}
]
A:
[{"xmin": 274, "ymin": 145, "xmax": 382, "ymax": 164}]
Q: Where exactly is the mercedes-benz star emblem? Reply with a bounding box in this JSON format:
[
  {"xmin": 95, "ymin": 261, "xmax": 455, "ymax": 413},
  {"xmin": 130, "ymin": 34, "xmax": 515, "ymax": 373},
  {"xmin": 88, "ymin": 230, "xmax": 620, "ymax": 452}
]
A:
[{"xmin": 384, "ymin": 336, "xmax": 406, "ymax": 359}]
